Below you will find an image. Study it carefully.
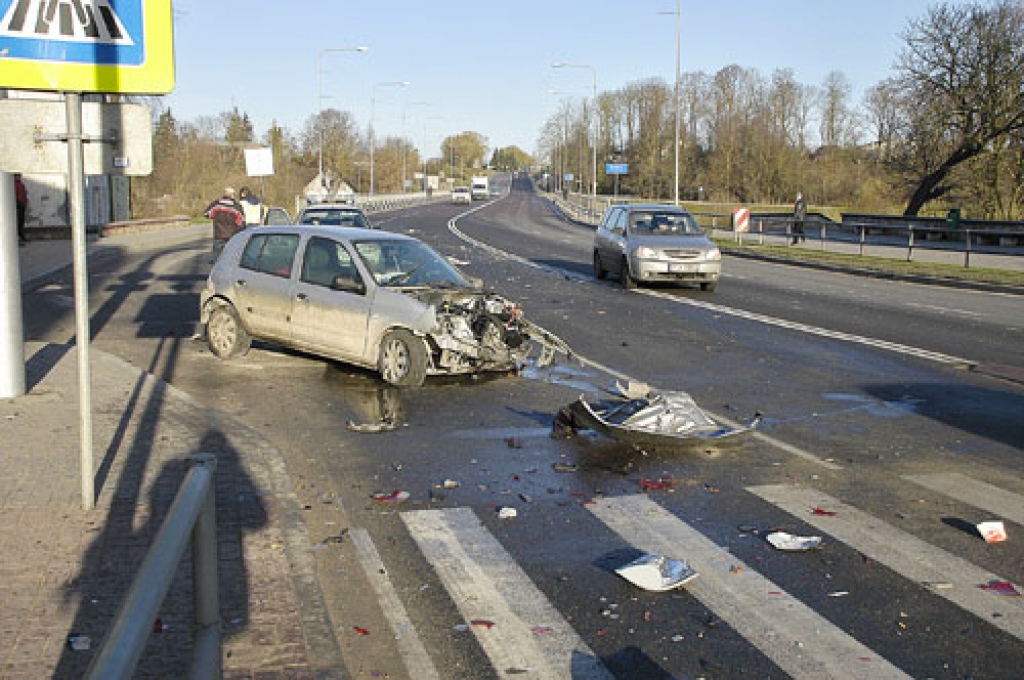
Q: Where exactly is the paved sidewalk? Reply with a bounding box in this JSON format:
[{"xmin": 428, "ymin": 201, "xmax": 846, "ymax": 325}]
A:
[{"xmin": 1, "ymin": 237, "xmax": 346, "ymax": 678}]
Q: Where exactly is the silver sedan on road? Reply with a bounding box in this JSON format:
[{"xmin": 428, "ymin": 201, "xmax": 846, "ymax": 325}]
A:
[
  {"xmin": 200, "ymin": 225, "xmax": 544, "ymax": 386},
  {"xmin": 593, "ymin": 203, "xmax": 721, "ymax": 291}
]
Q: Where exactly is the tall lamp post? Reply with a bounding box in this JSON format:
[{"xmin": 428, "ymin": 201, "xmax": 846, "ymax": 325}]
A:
[
  {"xmin": 552, "ymin": 62, "xmax": 598, "ymax": 210},
  {"xmin": 401, "ymin": 101, "xmax": 432, "ymax": 192},
  {"xmin": 370, "ymin": 80, "xmax": 410, "ymax": 196},
  {"xmin": 659, "ymin": 1, "xmax": 682, "ymax": 204},
  {"xmin": 317, "ymin": 46, "xmax": 368, "ymax": 194},
  {"xmin": 422, "ymin": 116, "xmax": 443, "ymax": 193}
]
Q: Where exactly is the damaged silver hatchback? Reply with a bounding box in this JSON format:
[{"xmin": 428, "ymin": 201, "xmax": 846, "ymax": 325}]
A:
[{"xmin": 200, "ymin": 225, "xmax": 561, "ymax": 386}]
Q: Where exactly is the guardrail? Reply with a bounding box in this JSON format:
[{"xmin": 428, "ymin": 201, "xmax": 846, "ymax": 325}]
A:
[
  {"xmin": 86, "ymin": 454, "xmax": 221, "ymax": 679},
  {"xmin": 716, "ymin": 214, "xmax": 1024, "ymax": 269},
  {"xmin": 545, "ymin": 191, "xmax": 1024, "ymax": 270}
]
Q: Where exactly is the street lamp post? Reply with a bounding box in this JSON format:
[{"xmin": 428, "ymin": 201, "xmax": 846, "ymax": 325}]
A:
[
  {"xmin": 422, "ymin": 116, "xmax": 443, "ymax": 193},
  {"xmin": 370, "ymin": 81, "xmax": 410, "ymax": 196},
  {"xmin": 317, "ymin": 46, "xmax": 368, "ymax": 195},
  {"xmin": 401, "ymin": 101, "xmax": 431, "ymax": 193},
  {"xmin": 659, "ymin": 2, "xmax": 682, "ymax": 204},
  {"xmin": 552, "ymin": 62, "xmax": 598, "ymax": 214}
]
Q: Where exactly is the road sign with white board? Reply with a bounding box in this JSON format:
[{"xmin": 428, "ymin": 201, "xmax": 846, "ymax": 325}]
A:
[
  {"xmin": 0, "ymin": 99, "xmax": 152, "ymax": 174},
  {"xmin": 0, "ymin": 0, "xmax": 174, "ymax": 93},
  {"xmin": 606, "ymin": 163, "xmax": 629, "ymax": 175}
]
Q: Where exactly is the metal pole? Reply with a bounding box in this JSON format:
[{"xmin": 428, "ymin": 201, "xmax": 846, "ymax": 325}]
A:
[
  {"xmin": 0, "ymin": 172, "xmax": 25, "ymax": 399},
  {"xmin": 369, "ymin": 89, "xmax": 376, "ymax": 196},
  {"xmin": 673, "ymin": 0, "xmax": 681, "ymax": 205},
  {"xmin": 190, "ymin": 453, "xmax": 221, "ymax": 679},
  {"xmin": 964, "ymin": 228, "xmax": 971, "ymax": 268},
  {"xmin": 66, "ymin": 92, "xmax": 95, "ymax": 510}
]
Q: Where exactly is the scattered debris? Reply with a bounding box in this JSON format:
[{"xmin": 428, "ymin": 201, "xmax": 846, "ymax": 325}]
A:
[
  {"xmin": 153, "ymin": 617, "xmax": 165, "ymax": 633},
  {"xmin": 827, "ymin": 591, "xmax": 850, "ymax": 598},
  {"xmin": 67, "ymin": 634, "xmax": 91, "ymax": 651},
  {"xmin": 729, "ymin": 565, "xmax": 743, "ymax": 575},
  {"xmin": 531, "ymin": 626, "xmax": 555, "ymax": 635},
  {"xmin": 563, "ymin": 385, "xmax": 760, "ymax": 447},
  {"xmin": 319, "ymin": 529, "xmax": 349, "ymax": 545},
  {"xmin": 506, "ymin": 437, "xmax": 523, "ymax": 449},
  {"xmin": 552, "ymin": 462, "xmax": 578, "ymax": 473},
  {"xmin": 639, "ymin": 477, "xmax": 676, "ymax": 492},
  {"xmin": 497, "ymin": 507, "xmax": 518, "ymax": 519},
  {"xmin": 977, "ymin": 521, "xmax": 1008, "ymax": 543},
  {"xmin": 980, "ymin": 580, "xmax": 1021, "ymax": 597},
  {"xmin": 441, "ymin": 479, "xmax": 460, "ymax": 489},
  {"xmin": 353, "ymin": 626, "xmax": 371, "ymax": 636},
  {"xmin": 615, "ymin": 553, "xmax": 698, "ymax": 592},
  {"xmin": 922, "ymin": 581, "xmax": 953, "ymax": 590},
  {"xmin": 766, "ymin": 531, "xmax": 823, "ymax": 551},
  {"xmin": 372, "ymin": 491, "xmax": 410, "ymax": 505},
  {"xmin": 471, "ymin": 619, "xmax": 496, "ymax": 629},
  {"xmin": 347, "ymin": 418, "xmax": 398, "ymax": 433},
  {"xmin": 519, "ymin": 493, "xmax": 533, "ymax": 503},
  {"xmin": 812, "ymin": 507, "xmax": 837, "ymax": 517}
]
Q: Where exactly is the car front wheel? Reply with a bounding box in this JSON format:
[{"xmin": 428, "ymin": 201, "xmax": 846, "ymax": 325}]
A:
[
  {"xmin": 593, "ymin": 251, "xmax": 607, "ymax": 280},
  {"xmin": 620, "ymin": 257, "xmax": 636, "ymax": 290},
  {"xmin": 379, "ymin": 329, "xmax": 428, "ymax": 387},
  {"xmin": 207, "ymin": 304, "xmax": 251, "ymax": 359}
]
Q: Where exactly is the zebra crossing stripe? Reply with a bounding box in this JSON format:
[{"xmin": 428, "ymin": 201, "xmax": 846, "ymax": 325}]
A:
[
  {"xmin": 902, "ymin": 473, "xmax": 1024, "ymax": 526},
  {"xmin": 587, "ymin": 495, "xmax": 910, "ymax": 679},
  {"xmin": 350, "ymin": 529, "xmax": 441, "ymax": 680},
  {"xmin": 402, "ymin": 508, "xmax": 614, "ymax": 680},
  {"xmin": 748, "ymin": 484, "xmax": 1024, "ymax": 640}
]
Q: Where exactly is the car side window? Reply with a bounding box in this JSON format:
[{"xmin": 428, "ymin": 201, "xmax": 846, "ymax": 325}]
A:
[
  {"xmin": 239, "ymin": 233, "xmax": 299, "ymax": 278},
  {"xmin": 301, "ymin": 237, "xmax": 362, "ymax": 290},
  {"xmin": 612, "ymin": 209, "xmax": 627, "ymax": 235}
]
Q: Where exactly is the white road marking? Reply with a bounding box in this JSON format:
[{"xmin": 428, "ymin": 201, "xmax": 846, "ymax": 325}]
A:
[
  {"xmin": 448, "ymin": 216, "xmax": 976, "ymax": 368},
  {"xmin": 588, "ymin": 495, "xmax": 910, "ymax": 679},
  {"xmin": 904, "ymin": 302, "xmax": 987, "ymax": 319},
  {"xmin": 903, "ymin": 473, "xmax": 1024, "ymax": 526},
  {"xmin": 748, "ymin": 484, "xmax": 1024, "ymax": 640},
  {"xmin": 402, "ymin": 508, "xmax": 613, "ymax": 679},
  {"xmin": 350, "ymin": 529, "xmax": 441, "ymax": 680}
]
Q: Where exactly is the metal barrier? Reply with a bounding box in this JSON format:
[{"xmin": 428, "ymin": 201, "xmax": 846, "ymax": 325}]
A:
[{"xmin": 86, "ymin": 454, "xmax": 221, "ymax": 679}]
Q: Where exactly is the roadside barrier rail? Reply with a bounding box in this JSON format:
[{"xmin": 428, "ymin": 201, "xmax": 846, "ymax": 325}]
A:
[{"xmin": 86, "ymin": 454, "xmax": 220, "ymax": 680}]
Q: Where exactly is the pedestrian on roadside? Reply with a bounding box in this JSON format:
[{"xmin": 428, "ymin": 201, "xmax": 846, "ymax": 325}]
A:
[
  {"xmin": 205, "ymin": 187, "xmax": 243, "ymax": 261},
  {"xmin": 239, "ymin": 186, "xmax": 263, "ymax": 227},
  {"xmin": 792, "ymin": 191, "xmax": 807, "ymax": 245},
  {"xmin": 14, "ymin": 174, "xmax": 28, "ymax": 246}
]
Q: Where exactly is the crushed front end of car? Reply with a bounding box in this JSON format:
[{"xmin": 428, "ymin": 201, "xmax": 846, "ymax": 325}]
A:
[{"xmin": 409, "ymin": 290, "xmax": 571, "ymax": 377}]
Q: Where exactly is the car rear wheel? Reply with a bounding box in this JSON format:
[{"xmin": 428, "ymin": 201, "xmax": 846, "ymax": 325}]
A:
[
  {"xmin": 593, "ymin": 251, "xmax": 607, "ymax": 280},
  {"xmin": 379, "ymin": 329, "xmax": 428, "ymax": 387},
  {"xmin": 620, "ymin": 257, "xmax": 636, "ymax": 290},
  {"xmin": 207, "ymin": 304, "xmax": 251, "ymax": 359}
]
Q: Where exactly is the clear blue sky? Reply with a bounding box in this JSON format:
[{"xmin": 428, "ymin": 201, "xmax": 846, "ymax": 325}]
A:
[{"xmin": 164, "ymin": 0, "xmax": 962, "ymax": 158}]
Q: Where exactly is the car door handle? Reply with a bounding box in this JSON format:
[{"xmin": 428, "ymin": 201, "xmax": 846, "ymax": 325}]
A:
[
  {"xmin": 235, "ymin": 279, "xmax": 247, "ymax": 287},
  {"xmin": 296, "ymin": 293, "xmax": 308, "ymax": 301}
]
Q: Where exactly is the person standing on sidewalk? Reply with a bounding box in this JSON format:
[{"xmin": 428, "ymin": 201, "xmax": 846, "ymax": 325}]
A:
[
  {"xmin": 239, "ymin": 186, "xmax": 264, "ymax": 226},
  {"xmin": 14, "ymin": 174, "xmax": 28, "ymax": 246},
  {"xmin": 205, "ymin": 187, "xmax": 243, "ymax": 261},
  {"xmin": 792, "ymin": 192, "xmax": 807, "ymax": 245}
]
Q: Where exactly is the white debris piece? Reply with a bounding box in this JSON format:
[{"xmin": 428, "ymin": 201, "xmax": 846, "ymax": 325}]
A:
[
  {"xmin": 766, "ymin": 531, "xmax": 823, "ymax": 551},
  {"xmin": 615, "ymin": 554, "xmax": 698, "ymax": 592}
]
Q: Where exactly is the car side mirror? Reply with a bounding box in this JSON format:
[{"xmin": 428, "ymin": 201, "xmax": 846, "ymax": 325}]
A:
[{"xmin": 331, "ymin": 274, "xmax": 365, "ymax": 295}]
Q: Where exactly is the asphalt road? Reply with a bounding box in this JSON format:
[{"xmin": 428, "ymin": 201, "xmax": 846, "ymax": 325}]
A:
[{"xmin": 23, "ymin": 177, "xmax": 1024, "ymax": 679}]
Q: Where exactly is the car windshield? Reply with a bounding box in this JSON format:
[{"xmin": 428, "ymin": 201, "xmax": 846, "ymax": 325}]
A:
[
  {"xmin": 300, "ymin": 209, "xmax": 369, "ymax": 228},
  {"xmin": 629, "ymin": 212, "xmax": 703, "ymax": 235},
  {"xmin": 353, "ymin": 239, "xmax": 471, "ymax": 288}
]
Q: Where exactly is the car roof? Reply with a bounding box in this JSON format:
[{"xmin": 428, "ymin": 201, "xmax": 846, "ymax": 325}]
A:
[
  {"xmin": 245, "ymin": 224, "xmax": 413, "ymax": 243},
  {"xmin": 300, "ymin": 203, "xmax": 364, "ymax": 212},
  {"xmin": 616, "ymin": 203, "xmax": 688, "ymax": 213}
]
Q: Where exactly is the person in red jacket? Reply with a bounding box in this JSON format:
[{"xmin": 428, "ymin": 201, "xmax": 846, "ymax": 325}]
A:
[
  {"xmin": 14, "ymin": 174, "xmax": 28, "ymax": 246},
  {"xmin": 204, "ymin": 187, "xmax": 243, "ymax": 261}
]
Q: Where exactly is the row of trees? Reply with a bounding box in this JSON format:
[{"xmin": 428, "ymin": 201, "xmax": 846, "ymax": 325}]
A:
[
  {"xmin": 135, "ymin": 100, "xmax": 526, "ymax": 217},
  {"xmin": 537, "ymin": 0, "xmax": 1024, "ymax": 218}
]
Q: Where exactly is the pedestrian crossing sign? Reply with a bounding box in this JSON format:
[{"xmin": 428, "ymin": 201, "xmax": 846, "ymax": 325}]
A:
[{"xmin": 0, "ymin": 0, "xmax": 173, "ymax": 94}]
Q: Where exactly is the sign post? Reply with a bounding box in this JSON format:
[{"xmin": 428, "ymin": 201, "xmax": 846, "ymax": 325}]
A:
[
  {"xmin": 605, "ymin": 163, "xmax": 628, "ymax": 200},
  {"xmin": 1, "ymin": 0, "xmax": 174, "ymax": 510}
]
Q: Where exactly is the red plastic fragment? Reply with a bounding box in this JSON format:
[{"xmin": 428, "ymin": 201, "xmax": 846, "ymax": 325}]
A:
[
  {"xmin": 812, "ymin": 507, "xmax": 837, "ymax": 516},
  {"xmin": 354, "ymin": 626, "xmax": 371, "ymax": 636},
  {"xmin": 639, "ymin": 477, "xmax": 675, "ymax": 491},
  {"xmin": 471, "ymin": 619, "xmax": 496, "ymax": 629},
  {"xmin": 980, "ymin": 580, "xmax": 1022, "ymax": 597}
]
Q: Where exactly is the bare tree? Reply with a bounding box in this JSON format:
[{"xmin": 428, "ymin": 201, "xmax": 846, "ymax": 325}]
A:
[
  {"xmin": 894, "ymin": 0, "xmax": 1024, "ymax": 215},
  {"xmin": 818, "ymin": 71, "xmax": 854, "ymax": 148}
]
